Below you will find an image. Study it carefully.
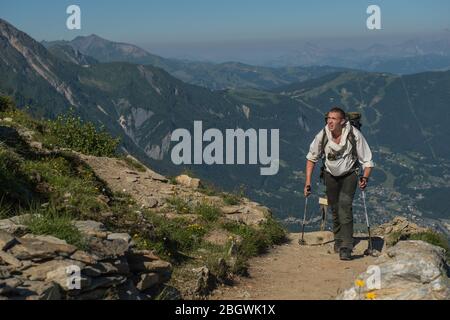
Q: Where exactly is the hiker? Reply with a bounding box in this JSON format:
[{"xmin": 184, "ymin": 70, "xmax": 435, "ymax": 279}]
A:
[{"xmin": 304, "ymin": 107, "xmax": 374, "ymax": 260}]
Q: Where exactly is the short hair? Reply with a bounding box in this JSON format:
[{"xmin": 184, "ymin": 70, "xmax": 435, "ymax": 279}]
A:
[{"xmin": 328, "ymin": 107, "xmax": 346, "ymax": 120}]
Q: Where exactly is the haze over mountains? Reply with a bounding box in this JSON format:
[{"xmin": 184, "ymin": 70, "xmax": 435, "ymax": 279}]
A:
[{"xmin": 1, "ymin": 18, "xmax": 449, "ymax": 235}]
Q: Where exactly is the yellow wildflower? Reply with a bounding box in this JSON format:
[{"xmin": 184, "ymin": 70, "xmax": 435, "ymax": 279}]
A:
[
  {"xmin": 355, "ymin": 279, "xmax": 365, "ymax": 288},
  {"xmin": 366, "ymin": 292, "xmax": 377, "ymax": 300}
]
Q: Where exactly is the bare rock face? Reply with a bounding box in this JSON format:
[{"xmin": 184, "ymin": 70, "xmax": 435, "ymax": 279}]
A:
[{"xmin": 337, "ymin": 240, "xmax": 450, "ymax": 300}]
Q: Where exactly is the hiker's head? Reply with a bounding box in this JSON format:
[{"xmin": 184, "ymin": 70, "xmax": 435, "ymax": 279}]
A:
[{"xmin": 327, "ymin": 107, "xmax": 346, "ymax": 133}]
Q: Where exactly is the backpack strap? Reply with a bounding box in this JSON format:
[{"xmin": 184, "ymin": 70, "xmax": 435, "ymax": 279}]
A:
[{"xmin": 319, "ymin": 126, "xmax": 359, "ymax": 182}]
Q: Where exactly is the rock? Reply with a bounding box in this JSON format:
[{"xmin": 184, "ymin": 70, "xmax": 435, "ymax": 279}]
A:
[
  {"xmin": 83, "ymin": 276, "xmax": 127, "ymax": 292},
  {"xmin": 9, "ymin": 237, "xmax": 77, "ymax": 261},
  {"xmin": 0, "ymin": 266, "xmax": 13, "ymax": 279},
  {"xmin": 301, "ymin": 231, "xmax": 334, "ymax": 246},
  {"xmin": 82, "ymin": 259, "xmax": 129, "ymax": 277},
  {"xmin": 22, "ymin": 259, "xmax": 85, "ymax": 281},
  {"xmin": 0, "ymin": 231, "xmax": 16, "ymax": 251},
  {"xmin": 29, "ymin": 141, "xmax": 43, "ymax": 150},
  {"xmin": 70, "ymin": 250, "xmax": 98, "ymax": 265},
  {"xmin": 3, "ymin": 117, "xmax": 13, "ymax": 122},
  {"xmin": 337, "ymin": 241, "xmax": 450, "ymax": 300},
  {"xmin": 193, "ymin": 266, "xmax": 215, "ymax": 296},
  {"xmin": 175, "ymin": 175, "xmax": 202, "ymax": 189},
  {"xmin": 0, "ymin": 277, "xmax": 22, "ymax": 295},
  {"xmin": 74, "ymin": 220, "xmax": 108, "ymax": 239},
  {"xmin": 0, "ymin": 250, "xmax": 22, "ymax": 268},
  {"xmin": 373, "ymin": 216, "xmax": 429, "ymax": 246},
  {"xmin": 45, "ymin": 267, "xmax": 91, "ymax": 292},
  {"xmin": 127, "ymin": 251, "xmax": 171, "ymax": 274},
  {"xmin": 107, "ymin": 233, "xmax": 132, "ymax": 244},
  {"xmin": 117, "ymin": 279, "xmax": 143, "ymax": 300},
  {"xmin": 20, "ymin": 280, "xmax": 62, "ymax": 300},
  {"xmin": 126, "ymin": 176, "xmax": 139, "ymax": 183},
  {"xmin": 222, "ymin": 204, "xmax": 269, "ymax": 226},
  {"xmin": 87, "ymin": 238, "xmax": 129, "ymax": 260},
  {"xmin": 22, "ymin": 234, "xmax": 68, "ymax": 245},
  {"xmin": 141, "ymin": 197, "xmax": 159, "ymax": 209},
  {"xmin": 0, "ymin": 218, "xmax": 29, "ymax": 236},
  {"xmin": 135, "ymin": 273, "xmax": 159, "ymax": 291}
]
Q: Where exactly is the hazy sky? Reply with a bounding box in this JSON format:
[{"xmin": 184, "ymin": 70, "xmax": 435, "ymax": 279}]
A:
[{"xmin": 1, "ymin": 0, "xmax": 449, "ymax": 62}]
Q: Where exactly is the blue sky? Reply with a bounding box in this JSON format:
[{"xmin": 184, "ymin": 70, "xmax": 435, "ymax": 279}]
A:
[{"xmin": 1, "ymin": 0, "xmax": 449, "ymax": 61}]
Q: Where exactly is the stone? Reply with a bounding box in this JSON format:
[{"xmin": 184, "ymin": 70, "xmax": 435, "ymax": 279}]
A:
[
  {"xmin": 0, "ymin": 250, "xmax": 22, "ymax": 267},
  {"xmin": 9, "ymin": 237, "xmax": 77, "ymax": 261},
  {"xmin": 20, "ymin": 280, "xmax": 62, "ymax": 300},
  {"xmin": 0, "ymin": 218, "xmax": 29, "ymax": 236},
  {"xmin": 175, "ymin": 175, "xmax": 202, "ymax": 189},
  {"xmin": 193, "ymin": 266, "xmax": 215, "ymax": 296},
  {"xmin": 74, "ymin": 220, "xmax": 108, "ymax": 239},
  {"xmin": 22, "ymin": 234, "xmax": 68, "ymax": 245},
  {"xmin": 127, "ymin": 251, "xmax": 171, "ymax": 274},
  {"xmin": 22, "ymin": 259, "xmax": 84, "ymax": 281},
  {"xmin": 107, "ymin": 233, "xmax": 132, "ymax": 244},
  {"xmin": 0, "ymin": 231, "xmax": 16, "ymax": 251},
  {"xmin": 83, "ymin": 276, "xmax": 127, "ymax": 292},
  {"xmin": 117, "ymin": 279, "xmax": 142, "ymax": 300},
  {"xmin": 70, "ymin": 250, "xmax": 98, "ymax": 265},
  {"xmin": 0, "ymin": 278, "xmax": 22, "ymax": 295},
  {"xmin": 337, "ymin": 241, "xmax": 450, "ymax": 300},
  {"xmin": 135, "ymin": 273, "xmax": 159, "ymax": 291},
  {"xmin": 0, "ymin": 266, "xmax": 13, "ymax": 279},
  {"xmin": 45, "ymin": 267, "xmax": 91, "ymax": 292},
  {"xmin": 87, "ymin": 238, "xmax": 129, "ymax": 260},
  {"xmin": 301, "ymin": 231, "xmax": 335, "ymax": 246},
  {"xmin": 141, "ymin": 197, "xmax": 159, "ymax": 209},
  {"xmin": 222, "ymin": 204, "xmax": 269, "ymax": 226}
]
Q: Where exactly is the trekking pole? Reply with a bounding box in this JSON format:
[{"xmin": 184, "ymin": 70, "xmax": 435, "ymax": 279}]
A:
[
  {"xmin": 299, "ymin": 186, "xmax": 310, "ymax": 245},
  {"xmin": 361, "ymin": 189, "xmax": 374, "ymax": 255}
]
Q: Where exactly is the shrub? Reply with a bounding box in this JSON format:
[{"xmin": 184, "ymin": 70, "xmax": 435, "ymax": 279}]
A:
[{"xmin": 46, "ymin": 111, "xmax": 120, "ymax": 157}]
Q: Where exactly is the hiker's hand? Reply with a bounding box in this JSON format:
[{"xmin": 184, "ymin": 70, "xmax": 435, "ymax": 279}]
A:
[
  {"xmin": 304, "ymin": 185, "xmax": 311, "ymax": 197},
  {"xmin": 359, "ymin": 177, "xmax": 368, "ymax": 190}
]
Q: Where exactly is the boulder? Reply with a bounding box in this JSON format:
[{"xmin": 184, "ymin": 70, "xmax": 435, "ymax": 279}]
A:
[
  {"xmin": 337, "ymin": 240, "xmax": 450, "ymax": 300},
  {"xmin": 175, "ymin": 175, "xmax": 202, "ymax": 189}
]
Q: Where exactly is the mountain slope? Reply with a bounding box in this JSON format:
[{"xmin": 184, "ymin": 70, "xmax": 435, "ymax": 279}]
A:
[{"xmin": 43, "ymin": 34, "xmax": 347, "ymax": 90}]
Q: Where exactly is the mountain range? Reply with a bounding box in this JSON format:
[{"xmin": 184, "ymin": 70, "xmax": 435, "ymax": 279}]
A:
[{"xmin": 1, "ymin": 18, "xmax": 449, "ymax": 235}]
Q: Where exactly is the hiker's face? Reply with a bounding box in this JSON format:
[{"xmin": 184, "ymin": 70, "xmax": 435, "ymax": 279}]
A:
[{"xmin": 327, "ymin": 112, "xmax": 346, "ymax": 132}]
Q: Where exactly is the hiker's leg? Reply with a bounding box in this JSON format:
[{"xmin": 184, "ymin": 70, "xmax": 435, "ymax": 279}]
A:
[
  {"xmin": 337, "ymin": 172, "xmax": 358, "ymax": 250},
  {"xmin": 324, "ymin": 172, "xmax": 342, "ymax": 243}
]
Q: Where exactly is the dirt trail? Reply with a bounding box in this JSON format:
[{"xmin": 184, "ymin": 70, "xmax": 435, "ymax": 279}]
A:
[{"xmin": 211, "ymin": 233, "xmax": 379, "ymax": 300}]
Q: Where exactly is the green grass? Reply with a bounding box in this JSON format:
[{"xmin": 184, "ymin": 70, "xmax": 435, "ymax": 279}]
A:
[
  {"xmin": 195, "ymin": 202, "xmax": 221, "ymax": 223},
  {"xmin": 22, "ymin": 205, "xmax": 87, "ymax": 249},
  {"xmin": 222, "ymin": 217, "xmax": 287, "ymax": 259},
  {"xmin": 165, "ymin": 196, "xmax": 193, "ymax": 214}
]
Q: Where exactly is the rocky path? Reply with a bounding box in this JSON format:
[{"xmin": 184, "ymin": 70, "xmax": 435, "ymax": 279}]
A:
[{"xmin": 211, "ymin": 233, "xmax": 379, "ymax": 300}]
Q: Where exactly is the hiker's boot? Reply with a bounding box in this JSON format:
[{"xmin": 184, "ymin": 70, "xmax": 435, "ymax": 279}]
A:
[{"xmin": 339, "ymin": 247, "xmax": 352, "ymax": 261}]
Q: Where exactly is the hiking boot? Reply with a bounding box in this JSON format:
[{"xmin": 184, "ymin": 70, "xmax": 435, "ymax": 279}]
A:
[
  {"xmin": 339, "ymin": 247, "xmax": 352, "ymax": 261},
  {"xmin": 334, "ymin": 240, "xmax": 342, "ymax": 253}
]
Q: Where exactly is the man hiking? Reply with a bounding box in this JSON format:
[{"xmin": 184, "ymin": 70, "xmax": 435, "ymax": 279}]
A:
[{"xmin": 304, "ymin": 107, "xmax": 374, "ymax": 260}]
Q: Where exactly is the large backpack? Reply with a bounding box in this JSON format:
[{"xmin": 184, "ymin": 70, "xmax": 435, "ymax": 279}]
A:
[{"xmin": 319, "ymin": 112, "xmax": 362, "ymax": 181}]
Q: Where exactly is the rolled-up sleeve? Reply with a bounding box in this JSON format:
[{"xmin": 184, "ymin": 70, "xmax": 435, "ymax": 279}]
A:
[
  {"xmin": 306, "ymin": 131, "xmax": 323, "ymax": 163},
  {"xmin": 356, "ymin": 132, "xmax": 374, "ymax": 169}
]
